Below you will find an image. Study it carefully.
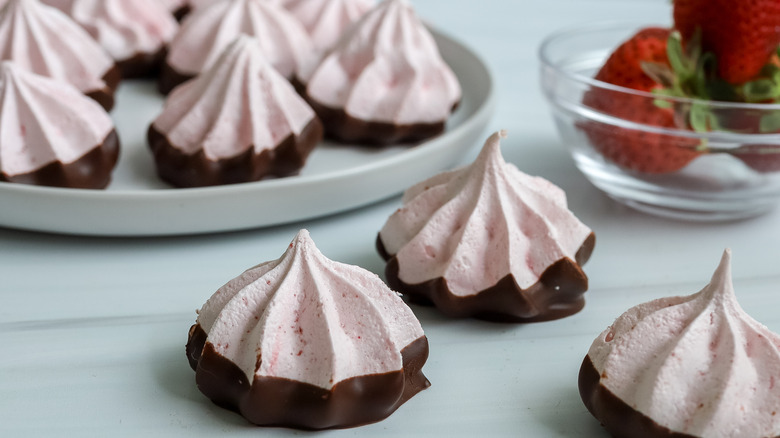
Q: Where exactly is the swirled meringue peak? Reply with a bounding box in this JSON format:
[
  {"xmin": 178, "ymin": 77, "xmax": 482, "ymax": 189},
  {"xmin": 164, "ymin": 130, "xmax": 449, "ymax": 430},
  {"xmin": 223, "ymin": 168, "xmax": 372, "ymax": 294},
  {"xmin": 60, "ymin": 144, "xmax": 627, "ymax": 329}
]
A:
[
  {"xmin": 0, "ymin": 0, "xmax": 119, "ymax": 111},
  {"xmin": 148, "ymin": 35, "xmax": 322, "ymax": 187},
  {"xmin": 280, "ymin": 0, "xmax": 375, "ymax": 53},
  {"xmin": 581, "ymin": 249, "xmax": 780, "ymax": 438},
  {"xmin": 0, "ymin": 62, "xmax": 119, "ymax": 188},
  {"xmin": 43, "ymin": 0, "xmax": 178, "ymax": 78},
  {"xmin": 160, "ymin": 0, "xmax": 313, "ymax": 94},
  {"xmin": 378, "ymin": 131, "xmax": 595, "ymax": 322},
  {"xmin": 300, "ymin": 0, "xmax": 461, "ymax": 144},
  {"xmin": 185, "ymin": 229, "xmax": 430, "ymax": 429}
]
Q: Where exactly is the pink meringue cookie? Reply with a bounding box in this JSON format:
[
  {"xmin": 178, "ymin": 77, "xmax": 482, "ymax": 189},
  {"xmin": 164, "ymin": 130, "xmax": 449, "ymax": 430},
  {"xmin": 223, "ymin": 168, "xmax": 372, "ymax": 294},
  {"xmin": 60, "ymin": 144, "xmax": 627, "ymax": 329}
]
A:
[
  {"xmin": 299, "ymin": 0, "xmax": 461, "ymax": 144},
  {"xmin": 280, "ymin": 0, "xmax": 375, "ymax": 53},
  {"xmin": 0, "ymin": 0, "xmax": 119, "ymax": 111},
  {"xmin": 159, "ymin": 0, "xmax": 314, "ymax": 94},
  {"xmin": 43, "ymin": 0, "xmax": 178, "ymax": 78},
  {"xmin": 378, "ymin": 131, "xmax": 595, "ymax": 321},
  {"xmin": 0, "ymin": 62, "xmax": 119, "ymax": 188},
  {"xmin": 159, "ymin": 0, "xmax": 186, "ymax": 12},
  {"xmin": 148, "ymin": 35, "xmax": 322, "ymax": 187},
  {"xmin": 581, "ymin": 249, "xmax": 780, "ymax": 438},
  {"xmin": 186, "ymin": 229, "xmax": 430, "ymax": 429}
]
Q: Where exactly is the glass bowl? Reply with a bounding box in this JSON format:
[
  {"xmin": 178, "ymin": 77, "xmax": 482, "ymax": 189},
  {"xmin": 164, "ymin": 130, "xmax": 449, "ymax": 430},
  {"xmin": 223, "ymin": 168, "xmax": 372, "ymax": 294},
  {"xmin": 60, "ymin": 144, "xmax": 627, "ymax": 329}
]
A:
[{"xmin": 539, "ymin": 21, "xmax": 780, "ymax": 221}]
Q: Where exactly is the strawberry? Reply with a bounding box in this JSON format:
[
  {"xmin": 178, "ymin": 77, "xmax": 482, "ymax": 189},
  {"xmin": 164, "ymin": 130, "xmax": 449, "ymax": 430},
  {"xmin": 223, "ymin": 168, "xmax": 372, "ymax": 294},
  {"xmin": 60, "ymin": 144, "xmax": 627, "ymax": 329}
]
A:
[
  {"xmin": 674, "ymin": 0, "xmax": 780, "ymax": 85},
  {"xmin": 731, "ymin": 144, "xmax": 780, "ymax": 173},
  {"xmin": 580, "ymin": 27, "xmax": 700, "ymax": 174}
]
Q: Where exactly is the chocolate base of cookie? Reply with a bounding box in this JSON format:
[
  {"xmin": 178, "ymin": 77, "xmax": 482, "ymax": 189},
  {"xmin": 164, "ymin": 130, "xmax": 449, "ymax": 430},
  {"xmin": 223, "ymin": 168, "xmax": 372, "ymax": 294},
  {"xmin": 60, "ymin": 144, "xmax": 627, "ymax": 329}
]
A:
[
  {"xmin": 172, "ymin": 5, "xmax": 190, "ymax": 21},
  {"xmin": 309, "ymin": 100, "xmax": 447, "ymax": 146},
  {"xmin": 147, "ymin": 118, "xmax": 323, "ymax": 188},
  {"xmin": 186, "ymin": 324, "xmax": 430, "ymax": 430},
  {"xmin": 158, "ymin": 62, "xmax": 194, "ymax": 95},
  {"xmin": 293, "ymin": 78, "xmax": 457, "ymax": 145},
  {"xmin": 578, "ymin": 356, "xmax": 698, "ymax": 438},
  {"xmin": 117, "ymin": 47, "xmax": 167, "ymax": 79},
  {"xmin": 85, "ymin": 65, "xmax": 122, "ymax": 112},
  {"xmin": 1, "ymin": 129, "xmax": 120, "ymax": 189},
  {"xmin": 377, "ymin": 233, "xmax": 595, "ymax": 322}
]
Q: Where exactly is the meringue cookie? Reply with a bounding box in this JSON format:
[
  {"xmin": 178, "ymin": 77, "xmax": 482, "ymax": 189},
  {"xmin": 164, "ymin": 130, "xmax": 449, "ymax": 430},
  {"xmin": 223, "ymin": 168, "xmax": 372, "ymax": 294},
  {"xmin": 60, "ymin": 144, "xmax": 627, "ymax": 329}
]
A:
[
  {"xmin": 300, "ymin": 0, "xmax": 461, "ymax": 144},
  {"xmin": 0, "ymin": 0, "xmax": 119, "ymax": 111},
  {"xmin": 43, "ymin": 0, "xmax": 178, "ymax": 78},
  {"xmin": 160, "ymin": 0, "xmax": 313, "ymax": 94},
  {"xmin": 581, "ymin": 249, "xmax": 780, "ymax": 438},
  {"xmin": 148, "ymin": 35, "xmax": 322, "ymax": 187},
  {"xmin": 186, "ymin": 229, "xmax": 430, "ymax": 429},
  {"xmin": 378, "ymin": 131, "xmax": 595, "ymax": 321},
  {"xmin": 0, "ymin": 62, "xmax": 119, "ymax": 188},
  {"xmin": 280, "ymin": 0, "xmax": 375, "ymax": 53}
]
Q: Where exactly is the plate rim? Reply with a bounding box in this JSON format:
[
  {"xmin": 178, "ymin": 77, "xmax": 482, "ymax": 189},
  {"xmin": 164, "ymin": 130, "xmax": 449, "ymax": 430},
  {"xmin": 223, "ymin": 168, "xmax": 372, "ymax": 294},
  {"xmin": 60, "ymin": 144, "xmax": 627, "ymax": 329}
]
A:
[{"xmin": 0, "ymin": 28, "xmax": 496, "ymax": 236}]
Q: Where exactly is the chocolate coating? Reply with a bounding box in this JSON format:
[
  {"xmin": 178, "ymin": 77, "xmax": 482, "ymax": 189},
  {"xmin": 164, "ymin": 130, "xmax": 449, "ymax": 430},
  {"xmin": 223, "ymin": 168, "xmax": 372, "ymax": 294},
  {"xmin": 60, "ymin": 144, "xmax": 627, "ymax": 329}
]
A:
[
  {"xmin": 579, "ymin": 356, "xmax": 698, "ymax": 438},
  {"xmin": 377, "ymin": 232, "xmax": 595, "ymax": 322},
  {"xmin": 147, "ymin": 118, "xmax": 323, "ymax": 187},
  {"xmin": 116, "ymin": 47, "xmax": 167, "ymax": 79},
  {"xmin": 172, "ymin": 5, "xmax": 190, "ymax": 21},
  {"xmin": 186, "ymin": 324, "xmax": 431, "ymax": 430},
  {"xmin": 0, "ymin": 129, "xmax": 120, "ymax": 189},
  {"xmin": 85, "ymin": 65, "xmax": 122, "ymax": 112},
  {"xmin": 157, "ymin": 61, "xmax": 193, "ymax": 95},
  {"xmin": 306, "ymin": 98, "xmax": 449, "ymax": 146},
  {"xmin": 293, "ymin": 77, "xmax": 456, "ymax": 145}
]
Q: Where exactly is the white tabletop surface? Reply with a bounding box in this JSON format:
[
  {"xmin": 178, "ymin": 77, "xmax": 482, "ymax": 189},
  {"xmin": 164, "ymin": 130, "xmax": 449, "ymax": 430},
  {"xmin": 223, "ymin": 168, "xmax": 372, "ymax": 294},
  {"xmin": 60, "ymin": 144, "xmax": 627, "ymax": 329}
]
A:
[{"xmin": 4, "ymin": 1, "xmax": 780, "ymax": 437}]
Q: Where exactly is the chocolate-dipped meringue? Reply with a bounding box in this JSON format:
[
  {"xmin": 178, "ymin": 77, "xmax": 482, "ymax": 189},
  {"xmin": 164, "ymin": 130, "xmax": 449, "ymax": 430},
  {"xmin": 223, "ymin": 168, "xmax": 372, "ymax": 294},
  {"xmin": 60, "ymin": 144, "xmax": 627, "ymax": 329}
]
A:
[
  {"xmin": 280, "ymin": 0, "xmax": 375, "ymax": 54},
  {"xmin": 377, "ymin": 131, "xmax": 595, "ymax": 322},
  {"xmin": 148, "ymin": 35, "xmax": 322, "ymax": 188},
  {"xmin": 0, "ymin": 0, "xmax": 119, "ymax": 111},
  {"xmin": 43, "ymin": 0, "xmax": 178, "ymax": 78},
  {"xmin": 159, "ymin": 0, "xmax": 313, "ymax": 95},
  {"xmin": 0, "ymin": 62, "xmax": 119, "ymax": 189},
  {"xmin": 186, "ymin": 229, "xmax": 430, "ymax": 429},
  {"xmin": 581, "ymin": 249, "xmax": 780, "ymax": 438},
  {"xmin": 298, "ymin": 0, "xmax": 461, "ymax": 145}
]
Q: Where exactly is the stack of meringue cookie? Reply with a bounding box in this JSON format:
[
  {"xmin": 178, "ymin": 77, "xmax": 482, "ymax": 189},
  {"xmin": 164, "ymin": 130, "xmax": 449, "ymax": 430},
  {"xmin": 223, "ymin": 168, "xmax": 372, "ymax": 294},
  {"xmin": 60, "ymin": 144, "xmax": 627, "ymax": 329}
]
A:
[{"xmin": 0, "ymin": 0, "xmax": 462, "ymax": 189}]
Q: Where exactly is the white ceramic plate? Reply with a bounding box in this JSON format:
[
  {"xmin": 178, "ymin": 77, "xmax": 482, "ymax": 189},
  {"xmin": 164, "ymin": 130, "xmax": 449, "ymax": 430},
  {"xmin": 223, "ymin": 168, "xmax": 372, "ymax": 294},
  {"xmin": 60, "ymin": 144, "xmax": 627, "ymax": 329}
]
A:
[{"xmin": 0, "ymin": 30, "xmax": 495, "ymax": 236}]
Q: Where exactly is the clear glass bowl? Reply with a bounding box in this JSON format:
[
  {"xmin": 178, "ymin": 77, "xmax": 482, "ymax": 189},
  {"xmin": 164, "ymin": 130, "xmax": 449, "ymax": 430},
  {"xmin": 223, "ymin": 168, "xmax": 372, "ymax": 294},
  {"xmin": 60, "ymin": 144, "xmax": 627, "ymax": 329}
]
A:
[{"xmin": 539, "ymin": 21, "xmax": 780, "ymax": 221}]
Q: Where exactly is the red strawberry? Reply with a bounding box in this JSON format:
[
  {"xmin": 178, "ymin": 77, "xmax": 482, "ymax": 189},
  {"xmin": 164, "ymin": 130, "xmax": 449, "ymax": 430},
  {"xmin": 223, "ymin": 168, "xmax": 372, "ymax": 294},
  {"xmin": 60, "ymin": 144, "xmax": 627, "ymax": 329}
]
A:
[
  {"xmin": 731, "ymin": 144, "xmax": 780, "ymax": 173},
  {"xmin": 580, "ymin": 27, "xmax": 700, "ymax": 174},
  {"xmin": 674, "ymin": 0, "xmax": 780, "ymax": 84}
]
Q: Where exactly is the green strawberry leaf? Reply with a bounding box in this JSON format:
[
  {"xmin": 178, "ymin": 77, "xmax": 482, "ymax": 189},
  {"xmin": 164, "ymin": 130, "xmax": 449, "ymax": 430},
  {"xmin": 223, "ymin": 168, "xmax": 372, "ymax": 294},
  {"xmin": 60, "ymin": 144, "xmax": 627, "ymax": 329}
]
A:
[
  {"xmin": 651, "ymin": 88, "xmax": 677, "ymax": 109},
  {"xmin": 641, "ymin": 61, "xmax": 676, "ymax": 88},
  {"xmin": 667, "ymin": 31, "xmax": 691, "ymax": 77},
  {"xmin": 690, "ymin": 102, "xmax": 711, "ymax": 132},
  {"xmin": 743, "ymin": 79, "xmax": 780, "ymax": 102},
  {"xmin": 759, "ymin": 111, "xmax": 780, "ymax": 133}
]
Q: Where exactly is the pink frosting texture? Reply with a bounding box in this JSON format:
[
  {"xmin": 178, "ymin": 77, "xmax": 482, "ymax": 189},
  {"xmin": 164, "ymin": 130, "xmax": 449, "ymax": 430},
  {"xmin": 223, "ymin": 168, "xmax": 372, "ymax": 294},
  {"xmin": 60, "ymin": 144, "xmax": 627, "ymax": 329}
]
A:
[
  {"xmin": 43, "ymin": 0, "xmax": 178, "ymax": 62},
  {"xmin": 152, "ymin": 35, "xmax": 317, "ymax": 160},
  {"xmin": 0, "ymin": 62, "xmax": 113, "ymax": 176},
  {"xmin": 166, "ymin": 0, "xmax": 313, "ymax": 79},
  {"xmin": 301, "ymin": 0, "xmax": 461, "ymax": 125},
  {"xmin": 160, "ymin": 0, "xmax": 186, "ymax": 12},
  {"xmin": 588, "ymin": 249, "xmax": 780, "ymax": 437},
  {"xmin": 380, "ymin": 131, "xmax": 592, "ymax": 296},
  {"xmin": 195, "ymin": 229, "xmax": 425, "ymax": 390},
  {"xmin": 0, "ymin": 0, "xmax": 114, "ymax": 93},
  {"xmin": 280, "ymin": 0, "xmax": 375, "ymax": 53}
]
